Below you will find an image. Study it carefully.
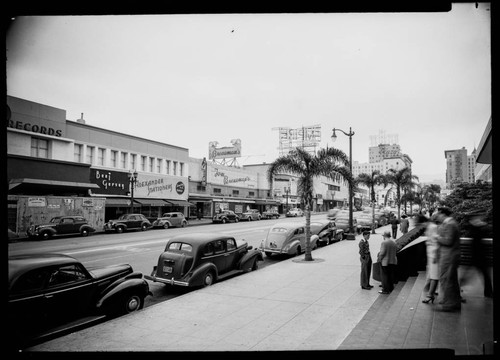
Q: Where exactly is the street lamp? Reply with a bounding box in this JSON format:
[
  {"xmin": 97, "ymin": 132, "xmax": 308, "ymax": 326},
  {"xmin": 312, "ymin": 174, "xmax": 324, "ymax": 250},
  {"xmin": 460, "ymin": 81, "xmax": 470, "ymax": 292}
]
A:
[
  {"xmin": 284, "ymin": 186, "xmax": 290, "ymax": 213},
  {"xmin": 128, "ymin": 170, "xmax": 138, "ymax": 213},
  {"xmin": 331, "ymin": 127, "xmax": 356, "ymax": 240}
]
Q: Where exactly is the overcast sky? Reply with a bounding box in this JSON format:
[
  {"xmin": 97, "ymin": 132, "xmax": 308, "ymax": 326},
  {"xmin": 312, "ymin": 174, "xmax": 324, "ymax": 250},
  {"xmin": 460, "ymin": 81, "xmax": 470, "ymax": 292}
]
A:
[{"xmin": 6, "ymin": 3, "xmax": 491, "ymax": 183}]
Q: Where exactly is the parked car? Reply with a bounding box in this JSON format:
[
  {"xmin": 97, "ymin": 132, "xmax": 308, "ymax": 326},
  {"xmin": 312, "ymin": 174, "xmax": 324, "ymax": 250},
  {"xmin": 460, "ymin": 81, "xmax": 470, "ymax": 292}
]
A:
[
  {"xmin": 286, "ymin": 208, "xmax": 304, "ymax": 217},
  {"xmin": 212, "ymin": 210, "xmax": 240, "ymax": 224},
  {"xmin": 262, "ymin": 209, "xmax": 281, "ymax": 219},
  {"xmin": 310, "ymin": 219, "xmax": 344, "ymax": 246},
  {"xmin": 26, "ymin": 216, "xmax": 96, "ymax": 240},
  {"xmin": 238, "ymin": 209, "xmax": 262, "ymax": 221},
  {"xmin": 329, "ymin": 210, "xmax": 358, "ymax": 236},
  {"xmin": 145, "ymin": 233, "xmax": 263, "ymax": 288},
  {"xmin": 152, "ymin": 212, "xmax": 188, "ymax": 229},
  {"xmin": 104, "ymin": 213, "xmax": 152, "ymax": 233},
  {"xmin": 260, "ymin": 222, "xmax": 319, "ymax": 257},
  {"xmin": 8, "ymin": 253, "xmax": 151, "ymax": 350},
  {"xmin": 354, "ymin": 210, "xmax": 378, "ymax": 233}
]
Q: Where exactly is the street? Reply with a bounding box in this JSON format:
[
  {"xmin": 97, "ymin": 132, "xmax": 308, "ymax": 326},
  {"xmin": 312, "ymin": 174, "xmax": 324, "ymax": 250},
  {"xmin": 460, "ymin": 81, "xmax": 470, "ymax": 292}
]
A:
[{"xmin": 9, "ymin": 214, "xmax": 328, "ymax": 309}]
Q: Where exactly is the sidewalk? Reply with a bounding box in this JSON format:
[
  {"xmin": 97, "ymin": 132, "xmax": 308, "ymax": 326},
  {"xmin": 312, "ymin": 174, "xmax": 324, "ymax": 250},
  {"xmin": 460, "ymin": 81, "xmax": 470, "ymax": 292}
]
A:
[{"xmin": 26, "ymin": 220, "xmax": 494, "ymax": 354}]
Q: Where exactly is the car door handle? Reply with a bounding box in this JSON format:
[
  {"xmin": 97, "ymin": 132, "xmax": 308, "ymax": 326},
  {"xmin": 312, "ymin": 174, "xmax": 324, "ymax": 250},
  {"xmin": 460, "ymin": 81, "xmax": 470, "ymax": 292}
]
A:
[{"xmin": 44, "ymin": 294, "xmax": 54, "ymax": 299}]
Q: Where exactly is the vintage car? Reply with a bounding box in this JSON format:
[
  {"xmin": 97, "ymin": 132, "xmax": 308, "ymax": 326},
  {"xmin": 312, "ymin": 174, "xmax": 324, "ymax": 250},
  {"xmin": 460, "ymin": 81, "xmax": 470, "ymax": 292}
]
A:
[
  {"xmin": 328, "ymin": 210, "xmax": 358, "ymax": 236},
  {"xmin": 26, "ymin": 216, "xmax": 96, "ymax": 240},
  {"xmin": 238, "ymin": 209, "xmax": 262, "ymax": 221},
  {"xmin": 104, "ymin": 213, "xmax": 152, "ymax": 233},
  {"xmin": 286, "ymin": 208, "xmax": 304, "ymax": 217},
  {"xmin": 145, "ymin": 233, "xmax": 263, "ymax": 288},
  {"xmin": 152, "ymin": 212, "xmax": 188, "ymax": 229},
  {"xmin": 260, "ymin": 222, "xmax": 319, "ymax": 257},
  {"xmin": 8, "ymin": 253, "xmax": 151, "ymax": 350},
  {"xmin": 310, "ymin": 219, "xmax": 344, "ymax": 246},
  {"xmin": 262, "ymin": 209, "xmax": 281, "ymax": 219},
  {"xmin": 212, "ymin": 210, "xmax": 240, "ymax": 224},
  {"xmin": 354, "ymin": 210, "xmax": 379, "ymax": 233}
]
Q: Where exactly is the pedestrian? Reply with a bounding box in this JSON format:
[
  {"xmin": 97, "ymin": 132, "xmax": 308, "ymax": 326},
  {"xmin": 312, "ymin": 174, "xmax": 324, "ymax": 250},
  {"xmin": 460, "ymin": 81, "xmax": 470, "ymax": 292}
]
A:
[
  {"xmin": 461, "ymin": 212, "xmax": 493, "ymax": 298},
  {"xmin": 421, "ymin": 213, "xmax": 441, "ymax": 304},
  {"xmin": 390, "ymin": 214, "xmax": 400, "ymax": 239},
  {"xmin": 359, "ymin": 230, "xmax": 373, "ymax": 290},
  {"xmin": 377, "ymin": 230, "xmax": 398, "ymax": 294},
  {"xmin": 435, "ymin": 207, "xmax": 462, "ymax": 312},
  {"xmin": 197, "ymin": 208, "xmax": 202, "ymax": 220},
  {"xmin": 399, "ymin": 214, "xmax": 409, "ymax": 235}
]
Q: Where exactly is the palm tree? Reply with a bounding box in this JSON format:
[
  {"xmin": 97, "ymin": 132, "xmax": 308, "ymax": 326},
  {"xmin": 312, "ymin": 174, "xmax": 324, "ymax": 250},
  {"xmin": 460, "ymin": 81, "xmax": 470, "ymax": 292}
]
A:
[
  {"xmin": 355, "ymin": 170, "xmax": 388, "ymax": 233},
  {"xmin": 385, "ymin": 167, "xmax": 419, "ymax": 219},
  {"xmin": 267, "ymin": 147, "xmax": 352, "ymax": 261}
]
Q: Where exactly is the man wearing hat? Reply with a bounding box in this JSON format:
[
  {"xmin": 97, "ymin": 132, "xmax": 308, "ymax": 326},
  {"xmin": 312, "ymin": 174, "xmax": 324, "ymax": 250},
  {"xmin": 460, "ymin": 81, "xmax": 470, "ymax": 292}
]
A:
[{"xmin": 377, "ymin": 230, "xmax": 398, "ymax": 294}]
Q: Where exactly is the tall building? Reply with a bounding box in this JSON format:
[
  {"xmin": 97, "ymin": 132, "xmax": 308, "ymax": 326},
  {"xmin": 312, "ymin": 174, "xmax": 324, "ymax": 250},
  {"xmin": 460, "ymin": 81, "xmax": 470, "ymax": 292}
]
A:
[
  {"xmin": 467, "ymin": 148, "xmax": 477, "ymax": 183},
  {"xmin": 444, "ymin": 147, "xmax": 468, "ymax": 188}
]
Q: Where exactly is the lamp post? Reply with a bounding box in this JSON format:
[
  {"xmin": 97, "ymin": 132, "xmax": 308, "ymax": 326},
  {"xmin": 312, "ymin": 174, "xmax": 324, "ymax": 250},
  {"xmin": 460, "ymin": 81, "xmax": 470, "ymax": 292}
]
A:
[
  {"xmin": 284, "ymin": 186, "xmax": 290, "ymax": 213},
  {"xmin": 128, "ymin": 170, "xmax": 138, "ymax": 213},
  {"xmin": 331, "ymin": 127, "xmax": 355, "ymax": 240}
]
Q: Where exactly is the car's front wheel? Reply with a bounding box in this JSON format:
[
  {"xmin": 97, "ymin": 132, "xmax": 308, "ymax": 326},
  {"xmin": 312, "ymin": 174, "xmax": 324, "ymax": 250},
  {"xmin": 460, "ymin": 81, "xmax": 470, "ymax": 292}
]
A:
[
  {"xmin": 221, "ymin": 218, "xmax": 227, "ymax": 224},
  {"xmin": 40, "ymin": 231, "xmax": 52, "ymax": 240},
  {"xmin": 141, "ymin": 224, "xmax": 148, "ymax": 231},
  {"xmin": 81, "ymin": 229, "xmax": 90, "ymax": 237},
  {"xmin": 252, "ymin": 259, "xmax": 259, "ymax": 271},
  {"xmin": 234, "ymin": 217, "xmax": 239, "ymax": 223},
  {"xmin": 163, "ymin": 223, "xmax": 170, "ymax": 229},
  {"xmin": 115, "ymin": 226, "xmax": 124, "ymax": 233}
]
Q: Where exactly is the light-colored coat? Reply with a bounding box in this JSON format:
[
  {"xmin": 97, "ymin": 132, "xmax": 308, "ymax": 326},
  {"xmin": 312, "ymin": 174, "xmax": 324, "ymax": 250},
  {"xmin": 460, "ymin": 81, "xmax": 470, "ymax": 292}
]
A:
[{"xmin": 378, "ymin": 238, "xmax": 398, "ymax": 266}]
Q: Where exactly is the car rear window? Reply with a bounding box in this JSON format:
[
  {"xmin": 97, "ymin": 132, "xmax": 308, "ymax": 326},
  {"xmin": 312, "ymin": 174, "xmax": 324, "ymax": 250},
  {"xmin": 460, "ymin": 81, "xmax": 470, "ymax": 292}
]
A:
[{"xmin": 167, "ymin": 242, "xmax": 193, "ymax": 253}]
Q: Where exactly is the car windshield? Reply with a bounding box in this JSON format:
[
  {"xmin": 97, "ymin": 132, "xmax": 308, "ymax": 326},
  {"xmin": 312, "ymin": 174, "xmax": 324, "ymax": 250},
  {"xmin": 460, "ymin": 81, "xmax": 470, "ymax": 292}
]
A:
[
  {"xmin": 49, "ymin": 217, "xmax": 61, "ymax": 223},
  {"xmin": 167, "ymin": 242, "xmax": 193, "ymax": 253},
  {"xmin": 118, "ymin": 214, "xmax": 129, "ymax": 220}
]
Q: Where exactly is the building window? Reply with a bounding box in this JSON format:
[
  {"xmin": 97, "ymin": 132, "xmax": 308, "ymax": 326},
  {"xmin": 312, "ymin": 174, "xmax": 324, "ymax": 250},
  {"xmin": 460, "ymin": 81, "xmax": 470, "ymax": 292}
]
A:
[
  {"xmin": 130, "ymin": 154, "xmax": 136, "ymax": 170},
  {"xmin": 111, "ymin": 150, "xmax": 118, "ymax": 167},
  {"xmin": 86, "ymin": 146, "xmax": 94, "ymax": 164},
  {"xmin": 121, "ymin": 152, "xmax": 127, "ymax": 169},
  {"xmin": 74, "ymin": 143, "xmax": 83, "ymax": 162},
  {"xmin": 173, "ymin": 161, "xmax": 178, "ymax": 176},
  {"xmin": 157, "ymin": 158, "xmax": 162, "ymax": 173},
  {"xmin": 249, "ymin": 191, "xmax": 255, "ymax": 197},
  {"xmin": 213, "ymin": 188, "xmax": 222, "ymax": 194},
  {"xmin": 98, "ymin": 148, "xmax": 105, "ymax": 166},
  {"xmin": 165, "ymin": 160, "xmax": 170, "ymax": 175},
  {"xmin": 149, "ymin": 157, "xmax": 154, "ymax": 172},
  {"xmin": 232, "ymin": 190, "xmax": 239, "ymax": 196},
  {"xmin": 141, "ymin": 156, "xmax": 146, "ymax": 171},
  {"xmin": 31, "ymin": 138, "xmax": 49, "ymax": 158},
  {"xmin": 197, "ymin": 185, "xmax": 206, "ymax": 192},
  {"xmin": 179, "ymin": 162, "xmax": 184, "ymax": 176}
]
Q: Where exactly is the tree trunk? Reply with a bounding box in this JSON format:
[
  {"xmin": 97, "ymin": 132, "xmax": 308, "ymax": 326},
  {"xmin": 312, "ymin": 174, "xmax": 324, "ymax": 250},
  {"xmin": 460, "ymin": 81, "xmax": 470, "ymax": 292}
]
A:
[
  {"xmin": 371, "ymin": 201, "xmax": 376, "ymax": 234},
  {"xmin": 304, "ymin": 203, "xmax": 313, "ymax": 261}
]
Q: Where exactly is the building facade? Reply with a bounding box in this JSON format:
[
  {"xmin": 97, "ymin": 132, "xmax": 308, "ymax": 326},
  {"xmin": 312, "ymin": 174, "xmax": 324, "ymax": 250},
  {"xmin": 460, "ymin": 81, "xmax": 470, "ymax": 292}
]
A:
[
  {"xmin": 475, "ymin": 116, "xmax": 492, "ymax": 182},
  {"xmin": 444, "ymin": 147, "xmax": 469, "ymax": 188}
]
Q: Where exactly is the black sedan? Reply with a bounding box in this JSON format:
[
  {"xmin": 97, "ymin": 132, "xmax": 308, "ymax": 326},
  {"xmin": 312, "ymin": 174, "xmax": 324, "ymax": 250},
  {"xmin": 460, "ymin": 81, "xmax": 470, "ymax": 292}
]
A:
[
  {"xmin": 145, "ymin": 233, "xmax": 263, "ymax": 288},
  {"xmin": 8, "ymin": 253, "xmax": 152, "ymax": 350}
]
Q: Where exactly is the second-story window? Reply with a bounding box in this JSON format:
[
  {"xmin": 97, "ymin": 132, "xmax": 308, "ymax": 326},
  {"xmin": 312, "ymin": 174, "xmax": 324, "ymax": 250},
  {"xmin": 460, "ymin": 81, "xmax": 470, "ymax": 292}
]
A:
[
  {"xmin": 165, "ymin": 160, "xmax": 170, "ymax": 175},
  {"xmin": 149, "ymin": 157, "xmax": 154, "ymax": 172},
  {"xmin": 157, "ymin": 158, "xmax": 162, "ymax": 173},
  {"xmin": 110, "ymin": 150, "xmax": 118, "ymax": 167},
  {"xmin": 121, "ymin": 152, "xmax": 127, "ymax": 169},
  {"xmin": 130, "ymin": 154, "xmax": 136, "ymax": 170},
  {"xmin": 74, "ymin": 144, "xmax": 82, "ymax": 162},
  {"xmin": 86, "ymin": 146, "xmax": 94, "ymax": 164},
  {"xmin": 179, "ymin": 162, "xmax": 184, "ymax": 176},
  {"xmin": 31, "ymin": 138, "xmax": 49, "ymax": 158},
  {"xmin": 173, "ymin": 161, "xmax": 177, "ymax": 176},
  {"xmin": 232, "ymin": 190, "xmax": 239, "ymax": 196},
  {"xmin": 141, "ymin": 156, "xmax": 146, "ymax": 171},
  {"xmin": 97, "ymin": 148, "xmax": 105, "ymax": 166}
]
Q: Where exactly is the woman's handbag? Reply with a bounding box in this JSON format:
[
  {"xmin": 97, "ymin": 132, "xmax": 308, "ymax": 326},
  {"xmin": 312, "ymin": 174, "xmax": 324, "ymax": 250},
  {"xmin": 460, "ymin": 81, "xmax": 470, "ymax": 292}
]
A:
[{"xmin": 372, "ymin": 261, "xmax": 382, "ymax": 282}]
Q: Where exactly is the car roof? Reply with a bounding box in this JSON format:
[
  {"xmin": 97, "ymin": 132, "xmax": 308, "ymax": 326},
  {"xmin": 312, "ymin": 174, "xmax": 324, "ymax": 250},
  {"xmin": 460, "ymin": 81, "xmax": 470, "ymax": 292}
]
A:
[
  {"xmin": 270, "ymin": 222, "xmax": 303, "ymax": 230},
  {"xmin": 167, "ymin": 232, "xmax": 236, "ymax": 246},
  {"xmin": 8, "ymin": 253, "xmax": 79, "ymax": 283}
]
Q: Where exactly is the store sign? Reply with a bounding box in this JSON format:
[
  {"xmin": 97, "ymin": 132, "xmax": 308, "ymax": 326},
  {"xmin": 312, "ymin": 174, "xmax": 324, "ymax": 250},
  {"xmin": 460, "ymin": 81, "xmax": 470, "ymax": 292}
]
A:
[
  {"xmin": 208, "ymin": 166, "xmax": 257, "ymax": 188},
  {"xmin": 28, "ymin": 197, "xmax": 46, "ymax": 207},
  {"xmin": 90, "ymin": 169, "xmax": 129, "ymax": 195},
  {"xmin": 201, "ymin": 157, "xmax": 207, "ymax": 186},
  {"xmin": 208, "ymin": 139, "xmax": 242, "ymax": 160},
  {"xmin": 7, "ymin": 105, "xmax": 65, "ymax": 137},
  {"xmin": 134, "ymin": 173, "xmax": 188, "ymax": 200}
]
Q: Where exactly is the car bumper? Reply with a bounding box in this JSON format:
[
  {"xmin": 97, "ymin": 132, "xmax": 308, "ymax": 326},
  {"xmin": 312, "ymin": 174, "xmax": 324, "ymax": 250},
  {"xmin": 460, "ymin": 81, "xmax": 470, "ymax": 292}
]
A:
[
  {"xmin": 144, "ymin": 274, "xmax": 189, "ymax": 287},
  {"xmin": 261, "ymin": 248, "xmax": 290, "ymax": 255}
]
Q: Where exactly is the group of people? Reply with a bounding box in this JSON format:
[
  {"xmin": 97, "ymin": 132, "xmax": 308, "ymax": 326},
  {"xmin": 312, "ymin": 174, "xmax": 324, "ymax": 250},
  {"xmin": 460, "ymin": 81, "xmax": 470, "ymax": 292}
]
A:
[
  {"xmin": 358, "ymin": 207, "xmax": 492, "ymax": 311},
  {"xmin": 359, "ymin": 229, "xmax": 397, "ymax": 294}
]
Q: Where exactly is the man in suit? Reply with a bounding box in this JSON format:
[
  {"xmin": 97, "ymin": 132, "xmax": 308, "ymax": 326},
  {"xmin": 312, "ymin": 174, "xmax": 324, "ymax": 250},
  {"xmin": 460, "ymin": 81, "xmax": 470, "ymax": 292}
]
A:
[
  {"xmin": 359, "ymin": 230, "xmax": 373, "ymax": 290},
  {"xmin": 377, "ymin": 230, "xmax": 398, "ymax": 294}
]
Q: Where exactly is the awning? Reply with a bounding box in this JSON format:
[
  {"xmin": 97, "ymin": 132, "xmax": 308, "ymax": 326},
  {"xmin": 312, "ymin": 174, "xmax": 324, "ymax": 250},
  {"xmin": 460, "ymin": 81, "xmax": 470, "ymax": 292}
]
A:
[
  {"xmin": 105, "ymin": 198, "xmax": 132, "ymax": 207},
  {"xmin": 134, "ymin": 198, "xmax": 170, "ymax": 207},
  {"xmin": 9, "ymin": 178, "xmax": 100, "ymax": 193},
  {"xmin": 166, "ymin": 199, "xmax": 196, "ymax": 207}
]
